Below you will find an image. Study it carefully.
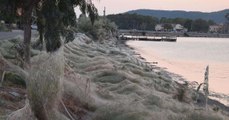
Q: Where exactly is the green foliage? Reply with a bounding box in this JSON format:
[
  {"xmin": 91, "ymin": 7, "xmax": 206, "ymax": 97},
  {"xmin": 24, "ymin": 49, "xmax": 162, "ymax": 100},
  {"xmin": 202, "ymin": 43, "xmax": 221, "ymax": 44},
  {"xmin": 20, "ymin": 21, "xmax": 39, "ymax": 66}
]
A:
[
  {"xmin": 225, "ymin": 13, "xmax": 229, "ymax": 33},
  {"xmin": 0, "ymin": 0, "xmax": 19, "ymax": 24},
  {"xmin": 108, "ymin": 13, "xmax": 215, "ymax": 32},
  {"xmin": 34, "ymin": 0, "xmax": 98, "ymax": 52},
  {"xmin": 208, "ymin": 20, "xmax": 216, "ymax": 25},
  {"xmin": 160, "ymin": 17, "xmax": 173, "ymax": 24},
  {"xmin": 225, "ymin": 13, "xmax": 229, "ymax": 21},
  {"xmin": 78, "ymin": 15, "xmax": 118, "ymax": 40},
  {"xmin": 0, "ymin": 23, "xmax": 9, "ymax": 32},
  {"xmin": 184, "ymin": 19, "xmax": 193, "ymax": 31},
  {"xmin": 163, "ymin": 23, "xmax": 173, "ymax": 31},
  {"xmin": 42, "ymin": 0, "xmax": 62, "ymax": 52},
  {"xmin": 192, "ymin": 19, "xmax": 210, "ymax": 32},
  {"xmin": 4, "ymin": 72, "xmax": 26, "ymax": 87},
  {"xmin": 160, "ymin": 17, "xmax": 189, "ymax": 25},
  {"xmin": 107, "ymin": 13, "xmax": 159, "ymax": 30}
]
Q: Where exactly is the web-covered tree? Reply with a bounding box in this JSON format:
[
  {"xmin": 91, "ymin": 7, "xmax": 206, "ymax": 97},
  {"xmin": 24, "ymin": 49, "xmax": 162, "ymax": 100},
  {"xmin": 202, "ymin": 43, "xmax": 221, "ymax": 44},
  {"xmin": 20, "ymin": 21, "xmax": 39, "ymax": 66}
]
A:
[
  {"xmin": 0, "ymin": 0, "xmax": 97, "ymax": 65},
  {"xmin": 36, "ymin": 0, "xmax": 98, "ymax": 52},
  {"xmin": 0, "ymin": 1, "xmax": 98, "ymax": 120}
]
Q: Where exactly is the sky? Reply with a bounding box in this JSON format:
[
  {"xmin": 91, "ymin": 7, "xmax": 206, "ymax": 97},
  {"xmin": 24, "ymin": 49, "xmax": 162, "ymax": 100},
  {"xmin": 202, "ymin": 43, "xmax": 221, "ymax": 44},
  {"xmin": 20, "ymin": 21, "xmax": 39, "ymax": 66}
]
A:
[{"xmin": 92, "ymin": 0, "xmax": 229, "ymax": 15}]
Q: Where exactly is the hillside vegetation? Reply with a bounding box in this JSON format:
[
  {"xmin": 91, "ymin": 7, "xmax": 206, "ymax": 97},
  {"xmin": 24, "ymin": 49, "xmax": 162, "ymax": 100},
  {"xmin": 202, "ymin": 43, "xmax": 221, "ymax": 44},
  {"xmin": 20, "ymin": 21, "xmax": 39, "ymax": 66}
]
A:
[
  {"xmin": 127, "ymin": 9, "xmax": 229, "ymax": 23},
  {"xmin": 107, "ymin": 13, "xmax": 215, "ymax": 32}
]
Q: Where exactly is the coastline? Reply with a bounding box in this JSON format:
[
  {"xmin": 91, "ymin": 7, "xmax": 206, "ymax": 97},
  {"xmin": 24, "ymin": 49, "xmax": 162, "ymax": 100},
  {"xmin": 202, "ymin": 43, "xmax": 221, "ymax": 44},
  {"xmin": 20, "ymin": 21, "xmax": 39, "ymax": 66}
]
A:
[
  {"xmin": 123, "ymin": 40, "xmax": 229, "ymax": 112},
  {"xmin": 119, "ymin": 30, "xmax": 229, "ymax": 38}
]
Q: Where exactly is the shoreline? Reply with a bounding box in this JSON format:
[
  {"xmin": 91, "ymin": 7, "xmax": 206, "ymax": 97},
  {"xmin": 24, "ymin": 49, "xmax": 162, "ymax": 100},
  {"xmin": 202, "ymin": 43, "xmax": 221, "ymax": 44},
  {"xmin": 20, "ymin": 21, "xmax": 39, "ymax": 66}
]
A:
[
  {"xmin": 119, "ymin": 30, "xmax": 229, "ymax": 38},
  {"xmin": 122, "ymin": 40, "xmax": 229, "ymax": 112}
]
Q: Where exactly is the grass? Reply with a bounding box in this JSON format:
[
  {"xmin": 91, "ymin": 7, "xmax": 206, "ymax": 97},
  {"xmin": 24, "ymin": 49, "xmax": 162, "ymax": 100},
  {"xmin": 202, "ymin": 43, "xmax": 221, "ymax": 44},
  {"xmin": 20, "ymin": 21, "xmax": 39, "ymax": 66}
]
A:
[
  {"xmin": 116, "ymin": 83, "xmax": 144, "ymax": 95},
  {"xmin": 143, "ymin": 94, "xmax": 163, "ymax": 107},
  {"xmin": 96, "ymin": 88, "xmax": 115, "ymax": 100},
  {"xmin": 0, "ymin": 23, "xmax": 9, "ymax": 32},
  {"xmin": 0, "ymin": 116, "xmax": 7, "ymax": 120},
  {"xmin": 186, "ymin": 111, "xmax": 224, "ymax": 120},
  {"xmin": 2, "ymin": 73, "xmax": 26, "ymax": 88},
  {"xmin": 93, "ymin": 71, "xmax": 126, "ymax": 84},
  {"xmin": 93, "ymin": 104, "xmax": 148, "ymax": 120},
  {"xmin": 25, "ymin": 48, "xmax": 64, "ymax": 119}
]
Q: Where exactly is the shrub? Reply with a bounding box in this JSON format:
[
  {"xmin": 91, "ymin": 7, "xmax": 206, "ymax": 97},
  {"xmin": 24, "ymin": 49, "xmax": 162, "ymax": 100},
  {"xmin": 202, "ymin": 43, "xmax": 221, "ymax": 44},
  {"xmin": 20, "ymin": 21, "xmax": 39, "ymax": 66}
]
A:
[
  {"xmin": 27, "ymin": 48, "xmax": 64, "ymax": 119},
  {"xmin": 3, "ymin": 72, "xmax": 26, "ymax": 87},
  {"xmin": 186, "ymin": 111, "xmax": 223, "ymax": 120},
  {"xmin": 93, "ymin": 104, "xmax": 148, "ymax": 120},
  {"xmin": 173, "ymin": 83, "xmax": 193, "ymax": 103},
  {"xmin": 0, "ymin": 23, "xmax": 9, "ymax": 32},
  {"xmin": 93, "ymin": 71, "xmax": 126, "ymax": 84},
  {"xmin": 143, "ymin": 94, "xmax": 162, "ymax": 107},
  {"xmin": 78, "ymin": 15, "xmax": 118, "ymax": 40}
]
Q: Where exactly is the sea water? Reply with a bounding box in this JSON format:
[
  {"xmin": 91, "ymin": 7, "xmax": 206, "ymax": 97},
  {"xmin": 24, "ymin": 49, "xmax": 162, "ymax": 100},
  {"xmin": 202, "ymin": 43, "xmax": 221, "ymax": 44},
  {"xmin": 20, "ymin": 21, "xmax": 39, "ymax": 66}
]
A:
[{"xmin": 127, "ymin": 37, "xmax": 229, "ymax": 96}]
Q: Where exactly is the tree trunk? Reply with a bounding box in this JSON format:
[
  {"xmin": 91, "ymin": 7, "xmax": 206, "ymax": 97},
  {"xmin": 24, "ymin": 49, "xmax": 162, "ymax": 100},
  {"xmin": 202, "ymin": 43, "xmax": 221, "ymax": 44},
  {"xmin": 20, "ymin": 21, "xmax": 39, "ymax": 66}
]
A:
[
  {"xmin": 36, "ymin": 6, "xmax": 46, "ymax": 51},
  {"xmin": 23, "ymin": 9, "xmax": 33, "ymax": 67},
  {"xmin": 38, "ymin": 22, "xmax": 46, "ymax": 51},
  {"xmin": 22, "ymin": 1, "xmax": 49, "ymax": 119}
]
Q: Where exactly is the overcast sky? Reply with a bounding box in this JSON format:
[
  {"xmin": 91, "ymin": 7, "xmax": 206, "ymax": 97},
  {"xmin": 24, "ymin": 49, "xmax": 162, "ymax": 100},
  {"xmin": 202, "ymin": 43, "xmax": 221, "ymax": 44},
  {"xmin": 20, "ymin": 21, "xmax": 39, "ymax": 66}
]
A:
[{"xmin": 92, "ymin": 0, "xmax": 229, "ymax": 15}]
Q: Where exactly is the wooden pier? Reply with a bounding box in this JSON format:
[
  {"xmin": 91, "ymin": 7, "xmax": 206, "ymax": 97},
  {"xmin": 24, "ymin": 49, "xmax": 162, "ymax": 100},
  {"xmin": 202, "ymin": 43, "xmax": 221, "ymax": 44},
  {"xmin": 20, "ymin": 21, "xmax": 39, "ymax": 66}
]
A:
[{"xmin": 119, "ymin": 35, "xmax": 177, "ymax": 42}]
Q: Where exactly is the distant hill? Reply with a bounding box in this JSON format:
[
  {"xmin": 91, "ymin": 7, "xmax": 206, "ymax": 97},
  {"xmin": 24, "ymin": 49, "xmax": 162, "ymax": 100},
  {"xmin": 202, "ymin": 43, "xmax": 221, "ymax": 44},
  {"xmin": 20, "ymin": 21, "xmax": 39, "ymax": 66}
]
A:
[{"xmin": 127, "ymin": 9, "xmax": 229, "ymax": 23}]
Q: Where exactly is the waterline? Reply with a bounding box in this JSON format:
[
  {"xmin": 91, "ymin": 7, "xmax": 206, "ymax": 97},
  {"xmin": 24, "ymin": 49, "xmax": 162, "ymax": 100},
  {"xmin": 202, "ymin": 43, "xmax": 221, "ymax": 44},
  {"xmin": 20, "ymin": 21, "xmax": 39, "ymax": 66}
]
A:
[{"xmin": 127, "ymin": 37, "xmax": 229, "ymax": 105}]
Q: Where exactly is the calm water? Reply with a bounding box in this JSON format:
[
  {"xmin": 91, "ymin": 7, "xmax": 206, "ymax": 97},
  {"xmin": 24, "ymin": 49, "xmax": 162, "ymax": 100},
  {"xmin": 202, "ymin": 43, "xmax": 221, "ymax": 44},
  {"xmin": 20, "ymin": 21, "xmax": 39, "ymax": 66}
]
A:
[{"xmin": 127, "ymin": 37, "xmax": 229, "ymax": 95}]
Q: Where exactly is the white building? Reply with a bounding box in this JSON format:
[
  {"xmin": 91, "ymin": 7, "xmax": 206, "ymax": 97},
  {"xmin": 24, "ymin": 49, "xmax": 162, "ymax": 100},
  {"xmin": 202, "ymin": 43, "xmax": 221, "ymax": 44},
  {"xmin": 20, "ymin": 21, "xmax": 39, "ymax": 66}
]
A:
[
  {"xmin": 155, "ymin": 24, "xmax": 164, "ymax": 31},
  {"xmin": 209, "ymin": 25, "xmax": 223, "ymax": 33},
  {"xmin": 173, "ymin": 24, "xmax": 184, "ymax": 31}
]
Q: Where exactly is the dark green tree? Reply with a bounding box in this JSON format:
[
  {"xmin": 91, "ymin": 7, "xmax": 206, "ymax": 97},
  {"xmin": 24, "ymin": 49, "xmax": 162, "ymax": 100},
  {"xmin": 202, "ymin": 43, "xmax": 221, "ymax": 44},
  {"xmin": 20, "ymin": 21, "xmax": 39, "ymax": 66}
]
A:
[
  {"xmin": 160, "ymin": 17, "xmax": 172, "ymax": 24},
  {"xmin": 192, "ymin": 19, "xmax": 209, "ymax": 32},
  {"xmin": 107, "ymin": 13, "xmax": 158, "ymax": 30},
  {"xmin": 226, "ymin": 13, "xmax": 229, "ymax": 21},
  {"xmin": 0, "ymin": 0, "xmax": 18, "ymax": 24},
  {"xmin": 172, "ymin": 18, "xmax": 187, "ymax": 25},
  {"xmin": 2, "ymin": 0, "xmax": 38, "ymax": 64},
  {"xmin": 163, "ymin": 23, "xmax": 173, "ymax": 31},
  {"xmin": 207, "ymin": 20, "xmax": 216, "ymax": 25},
  {"xmin": 225, "ymin": 13, "xmax": 229, "ymax": 33},
  {"xmin": 184, "ymin": 19, "xmax": 193, "ymax": 31},
  {"xmin": 36, "ymin": 0, "xmax": 98, "ymax": 52},
  {"xmin": 0, "ymin": 0, "xmax": 98, "ymax": 64},
  {"xmin": 0, "ymin": 1, "xmax": 98, "ymax": 120},
  {"xmin": 20, "ymin": 0, "xmax": 41, "ymax": 66}
]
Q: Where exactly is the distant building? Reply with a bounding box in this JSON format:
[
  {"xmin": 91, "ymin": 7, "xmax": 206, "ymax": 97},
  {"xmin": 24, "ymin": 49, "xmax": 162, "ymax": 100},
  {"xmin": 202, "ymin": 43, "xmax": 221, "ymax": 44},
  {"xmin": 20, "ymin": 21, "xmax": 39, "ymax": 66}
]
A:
[
  {"xmin": 209, "ymin": 25, "xmax": 223, "ymax": 33},
  {"xmin": 173, "ymin": 24, "xmax": 184, "ymax": 31},
  {"xmin": 155, "ymin": 23, "xmax": 187, "ymax": 32},
  {"xmin": 155, "ymin": 24, "xmax": 164, "ymax": 31}
]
